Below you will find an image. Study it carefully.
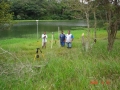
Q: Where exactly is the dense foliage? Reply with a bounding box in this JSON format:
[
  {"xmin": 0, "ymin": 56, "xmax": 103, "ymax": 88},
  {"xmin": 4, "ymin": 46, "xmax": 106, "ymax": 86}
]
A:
[
  {"xmin": 0, "ymin": 0, "xmax": 13, "ymax": 30},
  {"xmin": 9, "ymin": 0, "xmax": 99, "ymax": 20},
  {"xmin": 10, "ymin": 0, "xmax": 74, "ymax": 20}
]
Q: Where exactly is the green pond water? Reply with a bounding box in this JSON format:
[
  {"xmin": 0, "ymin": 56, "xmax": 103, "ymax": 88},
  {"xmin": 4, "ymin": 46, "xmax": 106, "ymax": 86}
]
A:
[{"xmin": 0, "ymin": 20, "xmax": 87, "ymax": 39}]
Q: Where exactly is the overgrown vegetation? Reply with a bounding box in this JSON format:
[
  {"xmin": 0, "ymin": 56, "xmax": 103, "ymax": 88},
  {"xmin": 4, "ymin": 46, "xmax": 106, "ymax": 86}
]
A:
[
  {"xmin": 10, "ymin": 0, "xmax": 73, "ymax": 20},
  {"xmin": 0, "ymin": 0, "xmax": 13, "ymax": 30},
  {"xmin": 0, "ymin": 29, "xmax": 120, "ymax": 90}
]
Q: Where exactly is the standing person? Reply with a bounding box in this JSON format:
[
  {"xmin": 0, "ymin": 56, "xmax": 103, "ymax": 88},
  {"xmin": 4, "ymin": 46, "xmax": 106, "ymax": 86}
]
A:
[
  {"xmin": 65, "ymin": 30, "xmax": 74, "ymax": 48},
  {"xmin": 42, "ymin": 31, "xmax": 47, "ymax": 48},
  {"xmin": 59, "ymin": 30, "xmax": 65, "ymax": 47}
]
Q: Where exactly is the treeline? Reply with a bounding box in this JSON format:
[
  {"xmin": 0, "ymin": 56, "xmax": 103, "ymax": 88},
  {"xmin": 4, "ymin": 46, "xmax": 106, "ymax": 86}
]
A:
[
  {"xmin": 9, "ymin": 0, "xmax": 102, "ymax": 20},
  {"xmin": 10, "ymin": 0, "xmax": 74, "ymax": 20},
  {"xmin": 1, "ymin": 0, "xmax": 106, "ymax": 20}
]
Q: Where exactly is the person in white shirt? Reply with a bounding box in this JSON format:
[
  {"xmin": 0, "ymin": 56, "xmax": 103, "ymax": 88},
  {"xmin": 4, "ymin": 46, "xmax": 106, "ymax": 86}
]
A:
[
  {"xmin": 42, "ymin": 31, "xmax": 47, "ymax": 48},
  {"xmin": 65, "ymin": 30, "xmax": 74, "ymax": 48}
]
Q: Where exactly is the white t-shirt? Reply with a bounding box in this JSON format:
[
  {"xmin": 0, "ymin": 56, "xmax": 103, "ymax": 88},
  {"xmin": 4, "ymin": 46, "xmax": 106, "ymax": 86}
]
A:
[
  {"xmin": 42, "ymin": 34, "xmax": 47, "ymax": 42},
  {"xmin": 66, "ymin": 34, "xmax": 73, "ymax": 42}
]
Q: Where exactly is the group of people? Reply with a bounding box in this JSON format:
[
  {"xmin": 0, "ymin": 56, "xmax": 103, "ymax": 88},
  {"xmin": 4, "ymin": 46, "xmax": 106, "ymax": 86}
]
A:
[{"xmin": 41, "ymin": 30, "xmax": 74, "ymax": 48}]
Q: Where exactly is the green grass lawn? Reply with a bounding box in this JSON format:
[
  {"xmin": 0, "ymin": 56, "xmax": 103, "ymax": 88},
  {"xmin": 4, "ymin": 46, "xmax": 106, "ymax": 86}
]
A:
[{"xmin": 0, "ymin": 29, "xmax": 120, "ymax": 90}]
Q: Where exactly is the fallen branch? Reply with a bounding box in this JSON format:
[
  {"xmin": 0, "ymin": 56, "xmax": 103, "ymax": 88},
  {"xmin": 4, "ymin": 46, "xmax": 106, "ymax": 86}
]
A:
[{"xmin": 0, "ymin": 47, "xmax": 23, "ymax": 65}]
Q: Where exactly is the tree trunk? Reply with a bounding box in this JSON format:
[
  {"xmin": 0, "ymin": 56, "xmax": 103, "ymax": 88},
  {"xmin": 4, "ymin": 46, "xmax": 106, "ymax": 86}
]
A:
[
  {"xmin": 93, "ymin": 11, "xmax": 97, "ymax": 43},
  {"xmin": 85, "ymin": 11, "xmax": 90, "ymax": 51},
  {"xmin": 85, "ymin": 12, "xmax": 90, "ymax": 39},
  {"xmin": 107, "ymin": 22, "xmax": 118, "ymax": 51},
  {"xmin": 107, "ymin": 8, "xmax": 118, "ymax": 51}
]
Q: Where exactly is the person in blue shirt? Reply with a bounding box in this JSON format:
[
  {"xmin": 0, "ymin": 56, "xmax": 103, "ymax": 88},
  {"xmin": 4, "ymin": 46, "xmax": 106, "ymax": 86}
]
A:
[{"xmin": 59, "ymin": 30, "xmax": 65, "ymax": 47}]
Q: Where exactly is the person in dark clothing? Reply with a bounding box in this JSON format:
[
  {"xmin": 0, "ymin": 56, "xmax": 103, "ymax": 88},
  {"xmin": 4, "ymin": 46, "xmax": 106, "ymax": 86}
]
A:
[{"xmin": 59, "ymin": 30, "xmax": 65, "ymax": 47}]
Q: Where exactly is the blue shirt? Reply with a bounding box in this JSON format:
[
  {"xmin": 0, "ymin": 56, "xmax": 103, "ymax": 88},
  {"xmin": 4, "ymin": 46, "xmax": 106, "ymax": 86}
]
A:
[{"xmin": 60, "ymin": 34, "xmax": 65, "ymax": 42}]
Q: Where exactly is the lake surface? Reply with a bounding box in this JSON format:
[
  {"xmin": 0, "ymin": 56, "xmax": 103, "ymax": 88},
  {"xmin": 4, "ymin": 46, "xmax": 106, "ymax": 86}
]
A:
[{"xmin": 0, "ymin": 20, "xmax": 87, "ymax": 39}]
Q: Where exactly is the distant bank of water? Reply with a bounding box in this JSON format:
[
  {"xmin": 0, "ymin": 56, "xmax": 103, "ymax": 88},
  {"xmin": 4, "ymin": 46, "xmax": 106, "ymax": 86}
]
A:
[{"xmin": 0, "ymin": 20, "xmax": 87, "ymax": 39}]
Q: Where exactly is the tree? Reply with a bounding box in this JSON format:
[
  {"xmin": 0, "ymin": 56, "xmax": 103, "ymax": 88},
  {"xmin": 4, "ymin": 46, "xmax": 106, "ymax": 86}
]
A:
[
  {"xmin": 90, "ymin": 0, "xmax": 98, "ymax": 42},
  {"xmin": 68, "ymin": 0, "xmax": 94, "ymax": 51},
  {"xmin": 0, "ymin": 0, "xmax": 13, "ymax": 30},
  {"xmin": 97, "ymin": 0, "xmax": 120, "ymax": 51},
  {"xmin": 10, "ymin": 0, "xmax": 73, "ymax": 20},
  {"xmin": 67, "ymin": 0, "xmax": 120, "ymax": 51}
]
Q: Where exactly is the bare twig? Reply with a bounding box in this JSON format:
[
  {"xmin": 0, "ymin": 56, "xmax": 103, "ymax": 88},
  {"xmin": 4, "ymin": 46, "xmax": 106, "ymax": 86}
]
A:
[{"xmin": 0, "ymin": 47, "xmax": 23, "ymax": 65}]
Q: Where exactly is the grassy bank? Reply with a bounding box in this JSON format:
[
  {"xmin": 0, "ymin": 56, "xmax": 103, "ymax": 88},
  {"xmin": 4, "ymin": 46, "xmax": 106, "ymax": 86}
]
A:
[{"xmin": 0, "ymin": 29, "xmax": 120, "ymax": 90}]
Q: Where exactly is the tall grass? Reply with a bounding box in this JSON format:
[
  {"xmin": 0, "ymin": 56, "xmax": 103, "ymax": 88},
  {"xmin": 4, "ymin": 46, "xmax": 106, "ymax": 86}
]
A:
[{"xmin": 0, "ymin": 29, "xmax": 120, "ymax": 90}]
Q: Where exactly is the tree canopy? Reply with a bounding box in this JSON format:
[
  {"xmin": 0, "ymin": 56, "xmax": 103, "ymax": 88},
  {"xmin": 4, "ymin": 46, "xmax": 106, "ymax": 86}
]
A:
[
  {"xmin": 10, "ymin": 0, "xmax": 74, "ymax": 20},
  {"xmin": 0, "ymin": 0, "xmax": 13, "ymax": 30}
]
